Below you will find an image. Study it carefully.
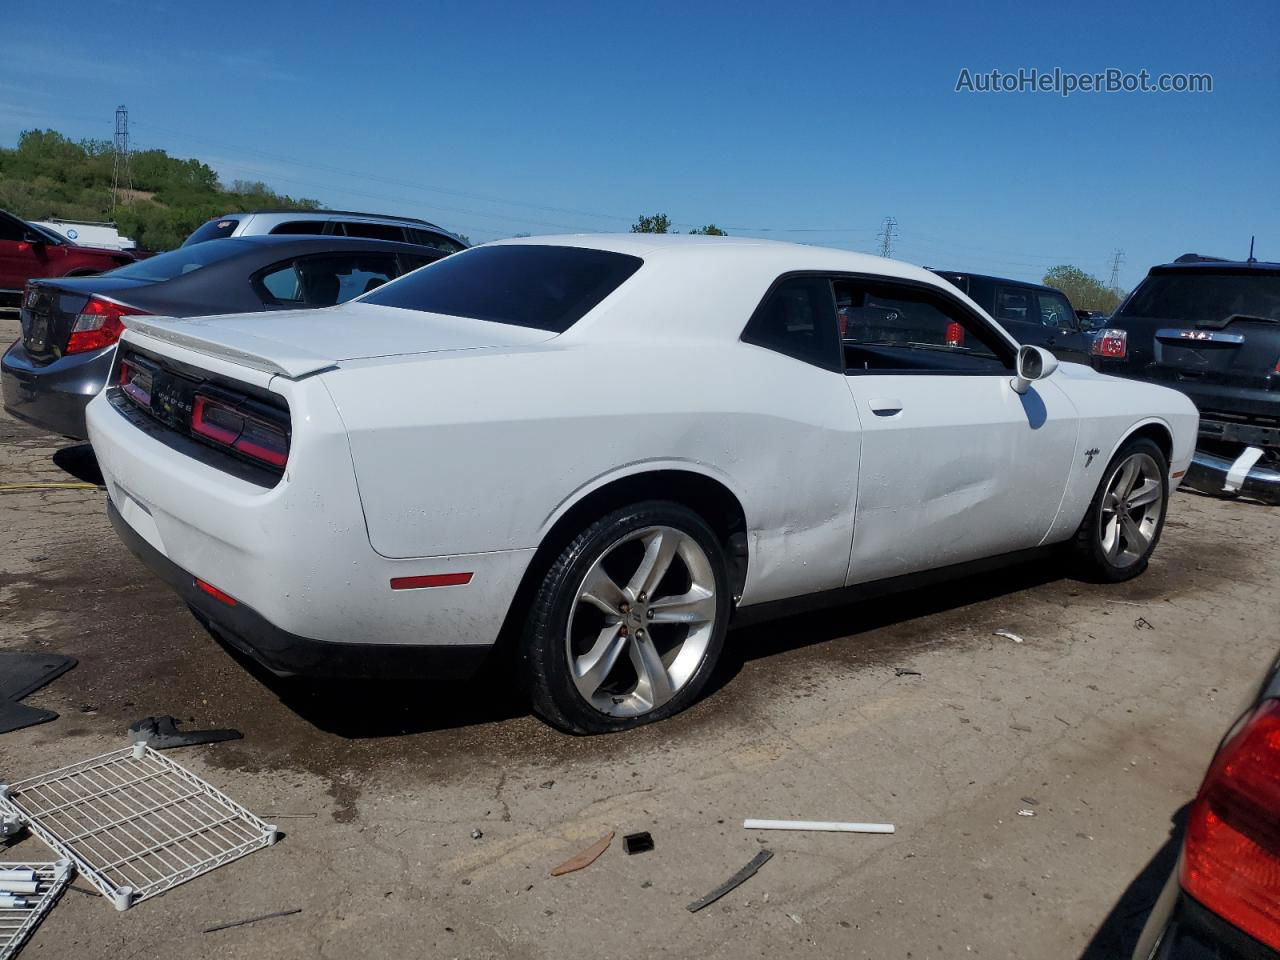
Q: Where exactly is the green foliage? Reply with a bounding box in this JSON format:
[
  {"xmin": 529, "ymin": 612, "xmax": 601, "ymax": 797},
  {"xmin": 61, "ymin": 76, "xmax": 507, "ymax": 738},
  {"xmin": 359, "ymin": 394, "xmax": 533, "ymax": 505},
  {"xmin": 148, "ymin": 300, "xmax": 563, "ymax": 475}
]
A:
[
  {"xmin": 631, "ymin": 213, "xmax": 671, "ymax": 233},
  {"xmin": 1042, "ymin": 264, "xmax": 1125, "ymax": 313},
  {"xmin": 0, "ymin": 128, "xmax": 320, "ymax": 251},
  {"xmin": 688, "ymin": 224, "xmax": 727, "ymax": 235}
]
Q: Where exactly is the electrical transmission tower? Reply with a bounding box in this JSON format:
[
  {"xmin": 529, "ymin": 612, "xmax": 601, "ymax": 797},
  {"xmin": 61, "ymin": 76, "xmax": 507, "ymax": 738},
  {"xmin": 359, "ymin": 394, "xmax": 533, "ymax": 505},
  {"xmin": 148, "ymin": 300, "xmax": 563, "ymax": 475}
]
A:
[
  {"xmin": 1108, "ymin": 248, "xmax": 1125, "ymax": 289},
  {"xmin": 876, "ymin": 217, "xmax": 898, "ymax": 258},
  {"xmin": 111, "ymin": 104, "xmax": 133, "ymax": 213}
]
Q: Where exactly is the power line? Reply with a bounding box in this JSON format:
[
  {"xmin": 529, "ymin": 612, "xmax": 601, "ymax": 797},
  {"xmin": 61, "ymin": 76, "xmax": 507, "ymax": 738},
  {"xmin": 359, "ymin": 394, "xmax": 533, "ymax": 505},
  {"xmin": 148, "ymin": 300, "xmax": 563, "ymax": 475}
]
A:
[
  {"xmin": 876, "ymin": 217, "xmax": 898, "ymax": 258},
  {"xmin": 110, "ymin": 104, "xmax": 132, "ymax": 212},
  {"xmin": 1108, "ymin": 248, "xmax": 1125, "ymax": 289}
]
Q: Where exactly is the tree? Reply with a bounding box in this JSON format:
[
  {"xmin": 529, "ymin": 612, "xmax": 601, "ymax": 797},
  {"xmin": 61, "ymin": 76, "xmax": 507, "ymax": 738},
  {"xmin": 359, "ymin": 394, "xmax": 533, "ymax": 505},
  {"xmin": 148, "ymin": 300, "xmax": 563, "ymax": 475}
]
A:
[
  {"xmin": 1041, "ymin": 264, "xmax": 1125, "ymax": 313},
  {"xmin": 688, "ymin": 224, "xmax": 727, "ymax": 235},
  {"xmin": 631, "ymin": 213, "xmax": 671, "ymax": 233}
]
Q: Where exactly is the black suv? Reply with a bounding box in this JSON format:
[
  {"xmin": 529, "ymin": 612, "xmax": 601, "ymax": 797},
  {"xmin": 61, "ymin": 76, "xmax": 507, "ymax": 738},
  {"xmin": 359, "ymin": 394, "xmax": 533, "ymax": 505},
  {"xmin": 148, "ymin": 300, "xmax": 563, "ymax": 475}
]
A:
[
  {"xmin": 1092, "ymin": 253, "xmax": 1280, "ymax": 503},
  {"xmin": 930, "ymin": 271, "xmax": 1093, "ymax": 363}
]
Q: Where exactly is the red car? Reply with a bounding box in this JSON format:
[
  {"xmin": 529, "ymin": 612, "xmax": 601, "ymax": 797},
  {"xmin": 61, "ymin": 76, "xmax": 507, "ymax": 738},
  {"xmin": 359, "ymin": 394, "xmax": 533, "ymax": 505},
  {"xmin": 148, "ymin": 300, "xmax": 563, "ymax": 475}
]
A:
[{"xmin": 0, "ymin": 209, "xmax": 136, "ymax": 309}]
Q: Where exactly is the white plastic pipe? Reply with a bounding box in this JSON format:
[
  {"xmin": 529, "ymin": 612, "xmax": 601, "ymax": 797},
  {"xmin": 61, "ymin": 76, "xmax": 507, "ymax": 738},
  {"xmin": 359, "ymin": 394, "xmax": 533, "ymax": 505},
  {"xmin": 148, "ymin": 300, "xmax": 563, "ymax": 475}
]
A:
[
  {"xmin": 0, "ymin": 880, "xmax": 38, "ymax": 894},
  {"xmin": 0, "ymin": 895, "xmax": 32, "ymax": 909},
  {"xmin": 743, "ymin": 818, "xmax": 895, "ymax": 834},
  {"xmin": 0, "ymin": 869, "xmax": 35, "ymax": 884}
]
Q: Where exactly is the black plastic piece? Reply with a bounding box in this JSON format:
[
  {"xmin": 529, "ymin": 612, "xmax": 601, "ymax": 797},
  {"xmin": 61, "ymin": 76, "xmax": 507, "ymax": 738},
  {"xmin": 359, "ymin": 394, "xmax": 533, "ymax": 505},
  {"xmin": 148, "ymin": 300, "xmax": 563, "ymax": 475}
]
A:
[
  {"xmin": 623, "ymin": 832, "xmax": 654, "ymax": 855},
  {"xmin": 0, "ymin": 653, "xmax": 77, "ymax": 734},
  {"xmin": 127, "ymin": 715, "xmax": 243, "ymax": 750}
]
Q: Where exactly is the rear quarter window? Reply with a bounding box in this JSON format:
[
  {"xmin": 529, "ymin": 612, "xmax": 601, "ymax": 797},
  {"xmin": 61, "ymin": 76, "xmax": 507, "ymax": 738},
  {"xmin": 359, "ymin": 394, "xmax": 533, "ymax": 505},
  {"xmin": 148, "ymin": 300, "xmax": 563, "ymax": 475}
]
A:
[
  {"xmin": 183, "ymin": 218, "xmax": 239, "ymax": 246},
  {"xmin": 361, "ymin": 244, "xmax": 643, "ymax": 332}
]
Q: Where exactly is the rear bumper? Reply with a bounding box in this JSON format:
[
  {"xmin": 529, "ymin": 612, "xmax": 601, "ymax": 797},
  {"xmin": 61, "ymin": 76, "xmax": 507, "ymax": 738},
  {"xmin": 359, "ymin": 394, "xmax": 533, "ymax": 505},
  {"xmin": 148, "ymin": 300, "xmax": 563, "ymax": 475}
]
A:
[
  {"xmin": 109, "ymin": 497, "xmax": 492, "ymax": 679},
  {"xmin": 1183, "ymin": 448, "xmax": 1280, "ymax": 504},
  {"xmin": 1, "ymin": 339, "xmax": 113, "ymax": 439}
]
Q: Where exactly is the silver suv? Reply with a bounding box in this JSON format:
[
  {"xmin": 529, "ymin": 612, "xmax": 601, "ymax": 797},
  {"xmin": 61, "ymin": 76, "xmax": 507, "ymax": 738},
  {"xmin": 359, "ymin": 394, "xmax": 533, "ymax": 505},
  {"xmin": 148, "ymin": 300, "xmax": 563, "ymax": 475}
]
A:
[{"xmin": 182, "ymin": 209, "xmax": 467, "ymax": 253}]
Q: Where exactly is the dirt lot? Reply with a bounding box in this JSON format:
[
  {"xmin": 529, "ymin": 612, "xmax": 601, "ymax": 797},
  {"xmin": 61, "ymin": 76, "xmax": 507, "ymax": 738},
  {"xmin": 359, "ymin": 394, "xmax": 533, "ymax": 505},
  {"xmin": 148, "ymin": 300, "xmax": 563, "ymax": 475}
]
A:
[{"xmin": 2, "ymin": 312, "xmax": 1277, "ymax": 959}]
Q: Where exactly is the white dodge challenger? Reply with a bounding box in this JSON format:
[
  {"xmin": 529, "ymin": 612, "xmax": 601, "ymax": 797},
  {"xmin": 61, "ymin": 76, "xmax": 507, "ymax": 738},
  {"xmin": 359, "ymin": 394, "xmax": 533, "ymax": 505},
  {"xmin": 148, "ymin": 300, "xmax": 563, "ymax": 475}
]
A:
[{"xmin": 86, "ymin": 235, "xmax": 1198, "ymax": 733}]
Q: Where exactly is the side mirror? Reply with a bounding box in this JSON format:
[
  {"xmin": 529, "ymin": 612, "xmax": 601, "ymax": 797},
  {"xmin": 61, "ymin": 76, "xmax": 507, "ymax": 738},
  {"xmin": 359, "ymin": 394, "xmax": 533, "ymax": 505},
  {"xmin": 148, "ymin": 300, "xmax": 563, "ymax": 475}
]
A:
[
  {"xmin": 22, "ymin": 229, "xmax": 46, "ymax": 246},
  {"xmin": 1011, "ymin": 344, "xmax": 1058, "ymax": 395}
]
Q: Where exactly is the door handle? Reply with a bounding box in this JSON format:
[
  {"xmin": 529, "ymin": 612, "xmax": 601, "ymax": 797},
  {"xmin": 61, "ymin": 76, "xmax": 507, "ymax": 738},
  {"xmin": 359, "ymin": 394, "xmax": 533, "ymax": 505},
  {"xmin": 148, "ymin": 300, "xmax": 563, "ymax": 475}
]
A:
[{"xmin": 868, "ymin": 398, "xmax": 904, "ymax": 416}]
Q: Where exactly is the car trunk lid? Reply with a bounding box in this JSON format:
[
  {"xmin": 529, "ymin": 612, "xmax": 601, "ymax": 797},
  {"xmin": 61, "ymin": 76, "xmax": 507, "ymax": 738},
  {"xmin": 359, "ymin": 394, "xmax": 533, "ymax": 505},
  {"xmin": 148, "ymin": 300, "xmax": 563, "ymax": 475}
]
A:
[
  {"xmin": 124, "ymin": 302, "xmax": 560, "ymax": 379},
  {"xmin": 1153, "ymin": 316, "xmax": 1280, "ymax": 389},
  {"xmin": 19, "ymin": 277, "xmax": 153, "ymax": 365}
]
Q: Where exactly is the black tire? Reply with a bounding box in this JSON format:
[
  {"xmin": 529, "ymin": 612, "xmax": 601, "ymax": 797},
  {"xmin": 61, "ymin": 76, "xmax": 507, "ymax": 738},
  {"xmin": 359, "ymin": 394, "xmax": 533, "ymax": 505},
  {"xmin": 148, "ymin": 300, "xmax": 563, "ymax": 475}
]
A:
[
  {"xmin": 1070, "ymin": 436, "xmax": 1169, "ymax": 582},
  {"xmin": 520, "ymin": 500, "xmax": 731, "ymax": 735}
]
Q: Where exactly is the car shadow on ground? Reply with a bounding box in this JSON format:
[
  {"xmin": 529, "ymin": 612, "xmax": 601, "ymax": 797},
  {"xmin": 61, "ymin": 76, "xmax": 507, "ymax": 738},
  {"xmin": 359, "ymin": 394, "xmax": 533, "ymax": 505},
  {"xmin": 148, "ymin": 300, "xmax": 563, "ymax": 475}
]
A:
[
  {"xmin": 1078, "ymin": 804, "xmax": 1189, "ymax": 959},
  {"xmin": 52, "ymin": 443, "xmax": 104, "ymax": 485},
  {"xmin": 205, "ymin": 553, "xmax": 1071, "ymax": 739}
]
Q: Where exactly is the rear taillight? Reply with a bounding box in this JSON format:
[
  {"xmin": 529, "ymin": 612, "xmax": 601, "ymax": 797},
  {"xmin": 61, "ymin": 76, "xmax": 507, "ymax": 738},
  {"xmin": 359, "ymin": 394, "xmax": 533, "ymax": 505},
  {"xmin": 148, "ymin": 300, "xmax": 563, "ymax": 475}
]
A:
[
  {"xmin": 944, "ymin": 322, "xmax": 965, "ymax": 347},
  {"xmin": 191, "ymin": 393, "xmax": 290, "ymax": 469},
  {"xmin": 1182, "ymin": 698, "xmax": 1280, "ymax": 951},
  {"xmin": 1091, "ymin": 328, "xmax": 1128, "ymax": 359},
  {"xmin": 65, "ymin": 297, "xmax": 148, "ymax": 355},
  {"xmin": 117, "ymin": 359, "xmax": 153, "ymax": 408}
]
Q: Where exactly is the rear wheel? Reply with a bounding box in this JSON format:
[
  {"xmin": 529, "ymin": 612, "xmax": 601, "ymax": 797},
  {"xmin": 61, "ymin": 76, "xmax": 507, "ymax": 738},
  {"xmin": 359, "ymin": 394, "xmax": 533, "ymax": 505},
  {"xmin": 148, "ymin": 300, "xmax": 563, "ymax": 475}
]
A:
[
  {"xmin": 520, "ymin": 501, "xmax": 730, "ymax": 734},
  {"xmin": 1071, "ymin": 437, "xmax": 1168, "ymax": 582}
]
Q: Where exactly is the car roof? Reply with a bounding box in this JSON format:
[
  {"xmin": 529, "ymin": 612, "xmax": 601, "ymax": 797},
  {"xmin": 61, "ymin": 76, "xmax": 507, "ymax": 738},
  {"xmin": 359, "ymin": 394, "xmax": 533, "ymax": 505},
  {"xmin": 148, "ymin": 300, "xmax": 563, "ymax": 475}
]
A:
[
  {"xmin": 929, "ymin": 269, "xmax": 1059, "ymax": 293},
  {"xmin": 220, "ymin": 234, "xmax": 440, "ymax": 255},
  {"xmin": 1152, "ymin": 256, "xmax": 1280, "ymax": 274},
  {"xmin": 215, "ymin": 209, "xmax": 446, "ymax": 227}
]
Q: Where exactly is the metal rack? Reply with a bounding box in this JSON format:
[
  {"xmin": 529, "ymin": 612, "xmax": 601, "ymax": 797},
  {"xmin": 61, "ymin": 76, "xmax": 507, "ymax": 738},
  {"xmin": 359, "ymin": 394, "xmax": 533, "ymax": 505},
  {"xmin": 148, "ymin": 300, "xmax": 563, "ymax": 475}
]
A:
[
  {"xmin": 0, "ymin": 860, "xmax": 72, "ymax": 960},
  {"xmin": 0, "ymin": 744, "xmax": 276, "ymax": 911}
]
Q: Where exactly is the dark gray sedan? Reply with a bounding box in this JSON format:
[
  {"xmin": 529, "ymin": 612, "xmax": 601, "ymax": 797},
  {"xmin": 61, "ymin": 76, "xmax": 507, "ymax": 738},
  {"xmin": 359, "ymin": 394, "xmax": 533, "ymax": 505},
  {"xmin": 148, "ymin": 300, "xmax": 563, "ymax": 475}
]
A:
[{"xmin": 2, "ymin": 235, "xmax": 445, "ymax": 439}]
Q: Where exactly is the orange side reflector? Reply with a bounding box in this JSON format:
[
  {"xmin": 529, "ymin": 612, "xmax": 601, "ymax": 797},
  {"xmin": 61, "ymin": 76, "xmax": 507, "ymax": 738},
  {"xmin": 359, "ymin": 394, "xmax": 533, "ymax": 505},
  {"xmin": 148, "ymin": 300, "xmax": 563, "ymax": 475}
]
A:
[
  {"xmin": 1171, "ymin": 470, "xmax": 1186, "ymax": 479},
  {"xmin": 390, "ymin": 572, "xmax": 473, "ymax": 590}
]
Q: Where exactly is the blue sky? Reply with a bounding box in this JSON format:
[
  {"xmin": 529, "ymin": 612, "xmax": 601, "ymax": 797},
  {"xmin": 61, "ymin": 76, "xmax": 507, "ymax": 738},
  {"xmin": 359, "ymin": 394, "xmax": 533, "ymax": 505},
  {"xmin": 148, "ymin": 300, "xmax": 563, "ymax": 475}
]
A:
[{"xmin": 2, "ymin": 0, "xmax": 1276, "ymax": 289}]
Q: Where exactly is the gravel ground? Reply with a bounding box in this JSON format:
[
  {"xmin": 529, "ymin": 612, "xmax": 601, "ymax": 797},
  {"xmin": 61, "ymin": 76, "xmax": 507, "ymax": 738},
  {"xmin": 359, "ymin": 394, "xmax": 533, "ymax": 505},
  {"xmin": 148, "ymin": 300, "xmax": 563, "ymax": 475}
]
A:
[{"xmin": 2, "ymin": 312, "xmax": 1277, "ymax": 959}]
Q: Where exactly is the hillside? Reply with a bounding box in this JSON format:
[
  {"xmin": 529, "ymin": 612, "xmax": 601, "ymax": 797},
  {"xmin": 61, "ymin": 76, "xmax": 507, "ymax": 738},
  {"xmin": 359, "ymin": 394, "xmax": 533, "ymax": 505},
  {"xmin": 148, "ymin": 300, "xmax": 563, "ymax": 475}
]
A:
[{"xmin": 0, "ymin": 129, "xmax": 321, "ymax": 251}]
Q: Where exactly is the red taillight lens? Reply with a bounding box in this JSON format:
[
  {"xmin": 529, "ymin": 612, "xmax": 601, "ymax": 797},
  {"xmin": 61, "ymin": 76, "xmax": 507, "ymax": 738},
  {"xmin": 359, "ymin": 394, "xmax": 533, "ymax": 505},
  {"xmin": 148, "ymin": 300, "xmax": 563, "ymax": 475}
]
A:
[
  {"xmin": 117, "ymin": 359, "xmax": 153, "ymax": 407},
  {"xmin": 191, "ymin": 394, "xmax": 290, "ymax": 469},
  {"xmin": 195, "ymin": 578, "xmax": 238, "ymax": 607},
  {"xmin": 1182, "ymin": 699, "xmax": 1280, "ymax": 951},
  {"xmin": 944, "ymin": 322, "xmax": 965, "ymax": 347},
  {"xmin": 1091, "ymin": 328, "xmax": 1128, "ymax": 359},
  {"xmin": 65, "ymin": 297, "xmax": 148, "ymax": 355}
]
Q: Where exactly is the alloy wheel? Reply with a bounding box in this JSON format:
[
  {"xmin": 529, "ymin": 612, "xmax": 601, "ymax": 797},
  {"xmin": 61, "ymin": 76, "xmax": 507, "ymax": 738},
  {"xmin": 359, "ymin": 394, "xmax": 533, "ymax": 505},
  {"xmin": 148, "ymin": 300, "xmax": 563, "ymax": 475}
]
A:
[{"xmin": 1098, "ymin": 451, "xmax": 1164, "ymax": 568}]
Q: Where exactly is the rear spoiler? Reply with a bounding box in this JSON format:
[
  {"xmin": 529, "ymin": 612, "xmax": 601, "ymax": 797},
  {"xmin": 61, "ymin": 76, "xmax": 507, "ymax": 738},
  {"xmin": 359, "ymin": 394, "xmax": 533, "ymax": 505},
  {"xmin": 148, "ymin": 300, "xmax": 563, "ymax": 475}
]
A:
[{"xmin": 122, "ymin": 316, "xmax": 337, "ymax": 379}]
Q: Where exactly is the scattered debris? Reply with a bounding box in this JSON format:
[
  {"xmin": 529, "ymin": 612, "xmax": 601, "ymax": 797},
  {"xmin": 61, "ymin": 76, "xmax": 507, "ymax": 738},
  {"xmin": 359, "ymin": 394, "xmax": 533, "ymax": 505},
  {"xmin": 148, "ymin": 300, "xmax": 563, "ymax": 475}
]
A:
[
  {"xmin": 203, "ymin": 908, "xmax": 302, "ymax": 934},
  {"xmin": 0, "ymin": 654, "xmax": 77, "ymax": 735},
  {"xmin": 0, "ymin": 743, "xmax": 277, "ymax": 911},
  {"xmin": 540, "ymin": 781, "xmax": 555, "ymax": 789},
  {"xmin": 470, "ymin": 829, "xmax": 483, "ymax": 840},
  {"xmin": 259, "ymin": 813, "xmax": 317, "ymax": 820},
  {"xmin": 623, "ymin": 832, "xmax": 655, "ymax": 855},
  {"xmin": 894, "ymin": 667, "xmax": 922, "ymax": 677},
  {"xmin": 1017, "ymin": 809, "xmax": 1036, "ymax": 817},
  {"xmin": 687, "ymin": 850, "xmax": 773, "ymax": 913},
  {"xmin": 743, "ymin": 819, "xmax": 895, "ymax": 834},
  {"xmin": 1134, "ymin": 617, "xmax": 1155, "ymax": 630},
  {"xmin": 993, "ymin": 630, "xmax": 1024, "ymax": 644},
  {"xmin": 1104, "ymin": 599, "xmax": 1142, "ymax": 606},
  {"xmin": 1010, "ymin": 724, "xmax": 1033, "ymax": 733},
  {"xmin": 787, "ymin": 912, "xmax": 803, "ymax": 925},
  {"xmin": 1020, "ymin": 797, "xmax": 1039, "ymax": 806},
  {"xmin": 550, "ymin": 832, "xmax": 614, "ymax": 877},
  {"xmin": 127, "ymin": 715, "xmax": 242, "ymax": 750},
  {"xmin": 0, "ymin": 860, "xmax": 72, "ymax": 960}
]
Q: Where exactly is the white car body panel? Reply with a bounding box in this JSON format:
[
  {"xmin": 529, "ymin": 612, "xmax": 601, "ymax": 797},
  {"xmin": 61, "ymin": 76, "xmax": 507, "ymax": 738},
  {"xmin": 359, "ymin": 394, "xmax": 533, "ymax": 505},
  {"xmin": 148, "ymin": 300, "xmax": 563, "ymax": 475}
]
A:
[{"xmin": 86, "ymin": 234, "xmax": 1199, "ymax": 662}]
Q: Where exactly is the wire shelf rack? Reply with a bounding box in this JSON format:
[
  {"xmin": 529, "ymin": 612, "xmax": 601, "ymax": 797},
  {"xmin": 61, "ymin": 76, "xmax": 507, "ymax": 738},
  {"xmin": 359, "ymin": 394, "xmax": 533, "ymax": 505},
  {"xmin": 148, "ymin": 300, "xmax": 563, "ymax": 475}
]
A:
[
  {"xmin": 0, "ymin": 744, "xmax": 276, "ymax": 911},
  {"xmin": 0, "ymin": 859, "xmax": 72, "ymax": 960}
]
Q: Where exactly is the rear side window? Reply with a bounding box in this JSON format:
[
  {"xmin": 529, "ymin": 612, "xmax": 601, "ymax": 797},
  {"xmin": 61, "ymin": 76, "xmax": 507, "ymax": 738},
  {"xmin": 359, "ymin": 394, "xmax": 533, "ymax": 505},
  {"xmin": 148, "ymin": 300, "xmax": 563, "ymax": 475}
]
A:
[
  {"xmin": 407, "ymin": 228, "xmax": 466, "ymax": 253},
  {"xmin": 340, "ymin": 222, "xmax": 406, "ymax": 242},
  {"xmin": 1037, "ymin": 291, "xmax": 1076, "ymax": 328},
  {"xmin": 269, "ymin": 220, "xmax": 329, "ymax": 236},
  {"xmin": 107, "ymin": 238, "xmax": 248, "ymax": 281},
  {"xmin": 183, "ymin": 218, "xmax": 239, "ymax": 246},
  {"xmin": 742, "ymin": 276, "xmax": 840, "ymax": 369},
  {"xmin": 1117, "ymin": 271, "xmax": 1280, "ymax": 327},
  {"xmin": 361, "ymin": 244, "xmax": 643, "ymax": 332},
  {"xmin": 995, "ymin": 286, "xmax": 1033, "ymax": 323},
  {"xmin": 258, "ymin": 253, "xmax": 400, "ymax": 307}
]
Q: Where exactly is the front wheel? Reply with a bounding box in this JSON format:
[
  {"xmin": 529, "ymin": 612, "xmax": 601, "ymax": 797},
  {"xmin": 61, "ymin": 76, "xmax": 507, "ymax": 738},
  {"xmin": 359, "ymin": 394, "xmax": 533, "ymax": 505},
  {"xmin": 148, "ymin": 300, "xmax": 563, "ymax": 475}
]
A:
[
  {"xmin": 1070, "ymin": 437, "xmax": 1169, "ymax": 582},
  {"xmin": 520, "ymin": 501, "xmax": 730, "ymax": 734}
]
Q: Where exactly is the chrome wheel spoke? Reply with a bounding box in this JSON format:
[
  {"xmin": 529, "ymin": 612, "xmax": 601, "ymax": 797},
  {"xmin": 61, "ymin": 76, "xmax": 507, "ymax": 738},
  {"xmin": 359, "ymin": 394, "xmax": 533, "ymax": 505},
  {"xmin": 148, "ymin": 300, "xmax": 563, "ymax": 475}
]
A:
[
  {"xmin": 1116, "ymin": 458, "xmax": 1141, "ymax": 499},
  {"xmin": 648, "ymin": 587, "xmax": 716, "ymax": 625},
  {"xmin": 629, "ymin": 632, "xmax": 674, "ymax": 709},
  {"xmin": 627, "ymin": 529, "xmax": 678, "ymax": 601},
  {"xmin": 579, "ymin": 560, "xmax": 626, "ymax": 617},
  {"xmin": 573, "ymin": 624, "xmax": 628, "ymax": 697},
  {"xmin": 1127, "ymin": 479, "xmax": 1161, "ymax": 509},
  {"xmin": 1121, "ymin": 513, "xmax": 1149, "ymax": 553},
  {"xmin": 1102, "ymin": 514, "xmax": 1122, "ymax": 560}
]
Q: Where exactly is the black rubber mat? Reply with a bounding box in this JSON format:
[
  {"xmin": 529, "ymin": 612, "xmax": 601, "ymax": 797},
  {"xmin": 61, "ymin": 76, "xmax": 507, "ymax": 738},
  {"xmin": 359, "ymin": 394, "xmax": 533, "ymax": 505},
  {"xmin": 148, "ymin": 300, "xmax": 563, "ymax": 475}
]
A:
[{"xmin": 0, "ymin": 653, "xmax": 77, "ymax": 734}]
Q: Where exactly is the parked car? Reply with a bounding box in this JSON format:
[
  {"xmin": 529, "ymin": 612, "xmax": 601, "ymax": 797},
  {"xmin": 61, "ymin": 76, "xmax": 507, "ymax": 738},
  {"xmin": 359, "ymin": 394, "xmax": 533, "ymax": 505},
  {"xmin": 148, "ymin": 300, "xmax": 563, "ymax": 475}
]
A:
[
  {"xmin": 1076, "ymin": 309, "xmax": 1111, "ymax": 330},
  {"xmin": 1090, "ymin": 253, "xmax": 1280, "ymax": 504},
  {"xmin": 86, "ymin": 236, "xmax": 1197, "ymax": 734},
  {"xmin": 3, "ymin": 235, "xmax": 445, "ymax": 439},
  {"xmin": 0, "ymin": 209, "xmax": 135, "ymax": 310},
  {"xmin": 1131, "ymin": 650, "xmax": 1280, "ymax": 959},
  {"xmin": 931, "ymin": 270, "xmax": 1093, "ymax": 362},
  {"xmin": 183, "ymin": 209, "xmax": 468, "ymax": 254}
]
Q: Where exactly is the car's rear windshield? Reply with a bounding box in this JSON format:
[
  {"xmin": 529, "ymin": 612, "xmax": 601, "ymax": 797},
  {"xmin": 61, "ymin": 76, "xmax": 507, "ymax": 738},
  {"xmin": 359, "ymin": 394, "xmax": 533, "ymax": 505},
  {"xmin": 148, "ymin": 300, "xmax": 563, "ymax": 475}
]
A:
[
  {"xmin": 105, "ymin": 238, "xmax": 249, "ymax": 283},
  {"xmin": 360, "ymin": 244, "xmax": 643, "ymax": 332},
  {"xmin": 1117, "ymin": 269, "xmax": 1280, "ymax": 327},
  {"xmin": 182, "ymin": 217, "xmax": 239, "ymax": 246}
]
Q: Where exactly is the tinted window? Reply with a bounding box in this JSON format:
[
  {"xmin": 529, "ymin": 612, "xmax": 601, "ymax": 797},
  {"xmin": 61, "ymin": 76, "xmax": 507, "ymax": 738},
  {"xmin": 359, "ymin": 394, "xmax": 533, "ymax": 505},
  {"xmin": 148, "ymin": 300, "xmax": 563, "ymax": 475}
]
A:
[
  {"xmin": 106, "ymin": 238, "xmax": 249, "ymax": 282},
  {"xmin": 341, "ymin": 222, "xmax": 405, "ymax": 242},
  {"xmin": 0, "ymin": 214, "xmax": 25, "ymax": 243},
  {"xmin": 270, "ymin": 220, "xmax": 330, "ymax": 236},
  {"xmin": 183, "ymin": 218, "xmax": 239, "ymax": 246},
  {"xmin": 362, "ymin": 244, "xmax": 643, "ymax": 332},
  {"xmin": 995, "ymin": 286, "xmax": 1033, "ymax": 323},
  {"xmin": 259, "ymin": 253, "xmax": 399, "ymax": 307},
  {"xmin": 1037, "ymin": 291, "xmax": 1076, "ymax": 328},
  {"xmin": 1117, "ymin": 271, "xmax": 1280, "ymax": 326},
  {"xmin": 742, "ymin": 276, "xmax": 840, "ymax": 369},
  {"xmin": 407, "ymin": 228, "xmax": 466, "ymax": 253}
]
